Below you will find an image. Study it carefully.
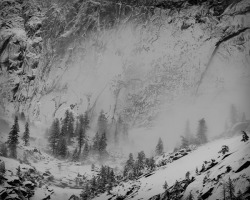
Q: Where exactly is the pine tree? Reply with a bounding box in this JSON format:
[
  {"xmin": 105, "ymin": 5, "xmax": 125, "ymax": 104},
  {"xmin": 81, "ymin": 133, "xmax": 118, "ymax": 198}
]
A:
[
  {"xmin": 93, "ymin": 132, "xmax": 100, "ymax": 153},
  {"xmin": 137, "ymin": 151, "xmax": 146, "ymax": 171},
  {"xmin": 67, "ymin": 112, "xmax": 75, "ymax": 144},
  {"xmin": 82, "ymin": 142, "xmax": 89, "ymax": 160},
  {"xmin": 148, "ymin": 157, "xmax": 155, "ymax": 171},
  {"xmin": 195, "ymin": 167, "xmax": 199, "ymax": 175},
  {"xmin": 185, "ymin": 171, "xmax": 190, "ymax": 180},
  {"xmin": 16, "ymin": 165, "xmax": 21, "ymax": 176},
  {"xmin": 230, "ymin": 104, "xmax": 238, "ymax": 126},
  {"xmin": 78, "ymin": 112, "xmax": 89, "ymax": 154},
  {"xmin": 219, "ymin": 145, "xmax": 229, "ymax": 155},
  {"xmin": 97, "ymin": 110, "xmax": 108, "ymax": 135},
  {"xmin": 61, "ymin": 110, "xmax": 70, "ymax": 137},
  {"xmin": 22, "ymin": 122, "xmax": 30, "ymax": 146},
  {"xmin": 48, "ymin": 118, "xmax": 60, "ymax": 155},
  {"xmin": 0, "ymin": 143, "xmax": 8, "ymax": 157},
  {"xmin": 221, "ymin": 182, "xmax": 227, "ymax": 200},
  {"xmin": 196, "ymin": 118, "xmax": 208, "ymax": 145},
  {"xmin": 163, "ymin": 181, "xmax": 168, "ymax": 190},
  {"xmin": 124, "ymin": 153, "xmax": 134, "ymax": 177},
  {"xmin": 155, "ymin": 137, "xmax": 164, "ymax": 155},
  {"xmin": 241, "ymin": 131, "xmax": 249, "ymax": 142},
  {"xmin": 7, "ymin": 116, "xmax": 19, "ymax": 158},
  {"xmin": 57, "ymin": 138, "xmax": 67, "ymax": 158},
  {"xmin": 99, "ymin": 132, "xmax": 107, "ymax": 158},
  {"xmin": 227, "ymin": 177, "xmax": 235, "ymax": 200}
]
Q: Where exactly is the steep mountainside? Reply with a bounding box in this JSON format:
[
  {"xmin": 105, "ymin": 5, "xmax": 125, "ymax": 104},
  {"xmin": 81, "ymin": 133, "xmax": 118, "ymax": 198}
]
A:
[{"xmin": 0, "ymin": 0, "xmax": 250, "ymax": 128}]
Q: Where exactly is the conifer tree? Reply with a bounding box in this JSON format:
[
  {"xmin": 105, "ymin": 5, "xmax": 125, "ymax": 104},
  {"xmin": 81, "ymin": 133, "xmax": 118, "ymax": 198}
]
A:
[
  {"xmin": 227, "ymin": 177, "xmax": 235, "ymax": 200},
  {"xmin": 16, "ymin": 165, "xmax": 21, "ymax": 176},
  {"xmin": 163, "ymin": 181, "xmax": 168, "ymax": 190},
  {"xmin": 78, "ymin": 112, "xmax": 89, "ymax": 154},
  {"xmin": 93, "ymin": 132, "xmax": 100, "ymax": 153},
  {"xmin": 82, "ymin": 142, "xmax": 89, "ymax": 160},
  {"xmin": 99, "ymin": 132, "xmax": 107, "ymax": 158},
  {"xmin": 124, "ymin": 153, "xmax": 134, "ymax": 177},
  {"xmin": 97, "ymin": 110, "xmax": 108, "ymax": 135},
  {"xmin": 8, "ymin": 116, "xmax": 19, "ymax": 158},
  {"xmin": 61, "ymin": 110, "xmax": 70, "ymax": 137},
  {"xmin": 221, "ymin": 182, "xmax": 227, "ymax": 200},
  {"xmin": 155, "ymin": 137, "xmax": 164, "ymax": 155},
  {"xmin": 148, "ymin": 157, "xmax": 155, "ymax": 171},
  {"xmin": 137, "ymin": 151, "xmax": 146, "ymax": 171},
  {"xmin": 196, "ymin": 118, "xmax": 208, "ymax": 145},
  {"xmin": 67, "ymin": 112, "xmax": 75, "ymax": 143},
  {"xmin": 57, "ymin": 137, "xmax": 67, "ymax": 158},
  {"xmin": 22, "ymin": 122, "xmax": 30, "ymax": 146},
  {"xmin": 48, "ymin": 118, "xmax": 60, "ymax": 155},
  {"xmin": 241, "ymin": 131, "xmax": 249, "ymax": 142}
]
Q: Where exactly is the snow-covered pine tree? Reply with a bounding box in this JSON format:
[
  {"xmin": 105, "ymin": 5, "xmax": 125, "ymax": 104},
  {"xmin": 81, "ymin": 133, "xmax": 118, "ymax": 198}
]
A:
[
  {"xmin": 97, "ymin": 110, "xmax": 108, "ymax": 135},
  {"xmin": 82, "ymin": 142, "xmax": 89, "ymax": 160},
  {"xmin": 16, "ymin": 165, "xmax": 21, "ymax": 176},
  {"xmin": 67, "ymin": 111, "xmax": 75, "ymax": 144},
  {"xmin": 241, "ymin": 131, "xmax": 249, "ymax": 142},
  {"xmin": 48, "ymin": 118, "xmax": 60, "ymax": 155},
  {"xmin": 99, "ymin": 132, "xmax": 107, "ymax": 158},
  {"xmin": 185, "ymin": 171, "xmax": 190, "ymax": 180},
  {"xmin": 163, "ymin": 181, "xmax": 168, "ymax": 190},
  {"xmin": 78, "ymin": 112, "xmax": 89, "ymax": 155},
  {"xmin": 155, "ymin": 137, "xmax": 164, "ymax": 155},
  {"xmin": 226, "ymin": 177, "xmax": 235, "ymax": 200},
  {"xmin": 7, "ymin": 116, "xmax": 19, "ymax": 158},
  {"xmin": 22, "ymin": 122, "xmax": 30, "ymax": 146},
  {"xmin": 124, "ymin": 153, "xmax": 134, "ymax": 177},
  {"xmin": 93, "ymin": 132, "xmax": 100, "ymax": 153},
  {"xmin": 137, "ymin": 151, "xmax": 146, "ymax": 171},
  {"xmin": 196, "ymin": 118, "xmax": 208, "ymax": 145},
  {"xmin": 61, "ymin": 109, "xmax": 70, "ymax": 137},
  {"xmin": 57, "ymin": 137, "xmax": 67, "ymax": 158},
  {"xmin": 221, "ymin": 182, "xmax": 227, "ymax": 200}
]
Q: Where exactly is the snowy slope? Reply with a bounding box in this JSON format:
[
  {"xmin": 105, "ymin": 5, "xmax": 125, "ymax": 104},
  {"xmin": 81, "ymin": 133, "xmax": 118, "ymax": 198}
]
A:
[{"xmin": 93, "ymin": 135, "xmax": 250, "ymax": 200}]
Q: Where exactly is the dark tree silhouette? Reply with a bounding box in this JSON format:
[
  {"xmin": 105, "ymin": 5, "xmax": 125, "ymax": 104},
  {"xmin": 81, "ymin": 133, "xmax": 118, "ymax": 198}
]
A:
[
  {"xmin": 7, "ymin": 116, "xmax": 20, "ymax": 158},
  {"xmin": 22, "ymin": 122, "xmax": 30, "ymax": 146},
  {"xmin": 155, "ymin": 137, "xmax": 164, "ymax": 155},
  {"xmin": 48, "ymin": 118, "xmax": 60, "ymax": 155},
  {"xmin": 196, "ymin": 118, "xmax": 208, "ymax": 144}
]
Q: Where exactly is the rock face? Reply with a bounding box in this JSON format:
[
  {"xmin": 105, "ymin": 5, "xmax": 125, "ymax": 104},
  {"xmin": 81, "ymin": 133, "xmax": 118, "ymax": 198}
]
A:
[{"xmin": 0, "ymin": 0, "xmax": 250, "ymax": 127}]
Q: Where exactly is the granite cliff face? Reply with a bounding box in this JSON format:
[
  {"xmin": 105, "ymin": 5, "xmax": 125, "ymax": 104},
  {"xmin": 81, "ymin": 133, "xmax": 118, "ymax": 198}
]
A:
[{"xmin": 0, "ymin": 0, "xmax": 250, "ymax": 127}]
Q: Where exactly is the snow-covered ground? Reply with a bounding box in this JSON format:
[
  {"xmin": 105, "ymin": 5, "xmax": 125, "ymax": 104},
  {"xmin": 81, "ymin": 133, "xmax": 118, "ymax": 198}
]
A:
[
  {"xmin": 1, "ymin": 134, "xmax": 250, "ymax": 200},
  {"xmin": 93, "ymin": 135, "xmax": 250, "ymax": 200}
]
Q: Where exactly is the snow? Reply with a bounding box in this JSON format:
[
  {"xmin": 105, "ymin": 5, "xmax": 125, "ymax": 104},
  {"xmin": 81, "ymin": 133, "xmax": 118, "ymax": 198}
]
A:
[{"xmin": 94, "ymin": 135, "xmax": 250, "ymax": 200}]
